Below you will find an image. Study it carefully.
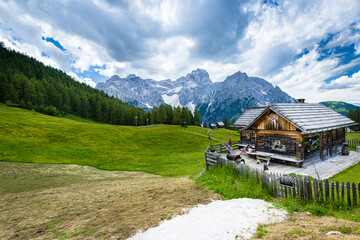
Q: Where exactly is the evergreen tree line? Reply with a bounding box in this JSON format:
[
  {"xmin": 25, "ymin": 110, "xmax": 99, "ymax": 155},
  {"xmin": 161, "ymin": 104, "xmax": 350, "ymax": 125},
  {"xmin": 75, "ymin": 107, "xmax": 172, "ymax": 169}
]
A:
[
  {"xmin": 0, "ymin": 42, "xmax": 200, "ymax": 126},
  {"xmin": 149, "ymin": 104, "xmax": 201, "ymax": 126},
  {"xmin": 348, "ymin": 107, "xmax": 360, "ymax": 131}
]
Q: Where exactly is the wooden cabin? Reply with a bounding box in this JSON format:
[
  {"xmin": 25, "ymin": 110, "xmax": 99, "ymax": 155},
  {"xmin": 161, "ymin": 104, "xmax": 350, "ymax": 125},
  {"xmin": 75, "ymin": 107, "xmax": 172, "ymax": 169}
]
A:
[
  {"xmin": 216, "ymin": 122, "xmax": 225, "ymax": 128},
  {"xmin": 210, "ymin": 123, "xmax": 217, "ymax": 129},
  {"xmin": 234, "ymin": 103, "xmax": 357, "ymax": 163}
]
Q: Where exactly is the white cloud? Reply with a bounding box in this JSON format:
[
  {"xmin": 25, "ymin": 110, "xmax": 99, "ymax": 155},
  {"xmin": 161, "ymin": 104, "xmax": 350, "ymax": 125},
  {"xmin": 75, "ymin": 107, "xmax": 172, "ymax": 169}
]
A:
[
  {"xmin": 67, "ymin": 71, "xmax": 96, "ymax": 88},
  {"xmin": 1, "ymin": 0, "xmax": 360, "ymax": 104},
  {"xmin": 322, "ymin": 70, "xmax": 360, "ymax": 90}
]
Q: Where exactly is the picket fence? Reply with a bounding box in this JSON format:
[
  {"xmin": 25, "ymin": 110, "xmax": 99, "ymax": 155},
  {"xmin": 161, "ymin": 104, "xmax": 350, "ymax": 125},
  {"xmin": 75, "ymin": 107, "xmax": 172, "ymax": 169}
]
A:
[
  {"xmin": 204, "ymin": 151, "xmax": 360, "ymax": 208},
  {"xmin": 346, "ymin": 138, "xmax": 360, "ymax": 150}
]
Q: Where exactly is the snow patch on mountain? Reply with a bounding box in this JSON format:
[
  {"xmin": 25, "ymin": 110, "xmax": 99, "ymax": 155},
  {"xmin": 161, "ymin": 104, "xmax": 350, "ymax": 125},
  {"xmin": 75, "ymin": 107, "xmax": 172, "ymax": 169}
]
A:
[
  {"xmin": 168, "ymin": 86, "xmax": 183, "ymax": 94},
  {"xmin": 186, "ymin": 102, "xmax": 196, "ymax": 114},
  {"xmin": 96, "ymin": 69, "xmax": 295, "ymax": 123},
  {"xmin": 162, "ymin": 94, "xmax": 181, "ymax": 107}
]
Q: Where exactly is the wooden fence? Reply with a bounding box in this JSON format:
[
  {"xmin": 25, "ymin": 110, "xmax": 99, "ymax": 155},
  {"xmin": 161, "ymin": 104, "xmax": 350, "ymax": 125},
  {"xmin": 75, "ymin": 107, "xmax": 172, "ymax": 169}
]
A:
[
  {"xmin": 346, "ymin": 138, "xmax": 360, "ymax": 149},
  {"xmin": 204, "ymin": 147, "xmax": 360, "ymax": 208}
]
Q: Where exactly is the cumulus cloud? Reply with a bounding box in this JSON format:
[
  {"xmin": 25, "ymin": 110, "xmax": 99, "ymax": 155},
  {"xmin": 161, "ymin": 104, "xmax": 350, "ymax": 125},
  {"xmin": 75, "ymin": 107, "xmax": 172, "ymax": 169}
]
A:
[
  {"xmin": 0, "ymin": 0, "xmax": 360, "ymax": 103},
  {"xmin": 322, "ymin": 71, "xmax": 360, "ymax": 90},
  {"xmin": 67, "ymin": 71, "xmax": 97, "ymax": 88}
]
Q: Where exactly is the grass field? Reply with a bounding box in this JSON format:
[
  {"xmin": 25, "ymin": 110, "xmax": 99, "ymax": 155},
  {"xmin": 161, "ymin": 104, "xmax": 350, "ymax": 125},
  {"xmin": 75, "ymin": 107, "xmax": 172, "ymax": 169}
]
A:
[
  {"xmin": 329, "ymin": 132, "xmax": 360, "ymax": 183},
  {"xmin": 0, "ymin": 162, "xmax": 218, "ymax": 239},
  {"xmin": 347, "ymin": 132, "xmax": 360, "ymax": 139},
  {"xmin": 0, "ymin": 103, "xmax": 236, "ymax": 176},
  {"xmin": 330, "ymin": 161, "xmax": 360, "ymax": 183}
]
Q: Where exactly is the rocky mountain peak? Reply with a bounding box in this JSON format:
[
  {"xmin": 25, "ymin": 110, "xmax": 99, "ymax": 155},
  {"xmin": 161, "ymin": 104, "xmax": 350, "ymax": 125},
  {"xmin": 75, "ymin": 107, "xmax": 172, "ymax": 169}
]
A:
[
  {"xmin": 109, "ymin": 75, "xmax": 121, "ymax": 81},
  {"xmin": 127, "ymin": 74, "xmax": 137, "ymax": 78},
  {"xmin": 177, "ymin": 68, "xmax": 212, "ymax": 86},
  {"xmin": 96, "ymin": 69, "xmax": 295, "ymax": 123}
]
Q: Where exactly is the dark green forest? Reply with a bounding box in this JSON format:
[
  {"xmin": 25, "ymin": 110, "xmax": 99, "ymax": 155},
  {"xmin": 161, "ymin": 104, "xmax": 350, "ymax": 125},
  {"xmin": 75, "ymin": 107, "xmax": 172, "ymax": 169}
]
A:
[
  {"xmin": 348, "ymin": 107, "xmax": 360, "ymax": 131},
  {"xmin": 0, "ymin": 42, "xmax": 200, "ymax": 126},
  {"xmin": 321, "ymin": 101, "xmax": 359, "ymax": 130},
  {"xmin": 321, "ymin": 101, "xmax": 357, "ymax": 115}
]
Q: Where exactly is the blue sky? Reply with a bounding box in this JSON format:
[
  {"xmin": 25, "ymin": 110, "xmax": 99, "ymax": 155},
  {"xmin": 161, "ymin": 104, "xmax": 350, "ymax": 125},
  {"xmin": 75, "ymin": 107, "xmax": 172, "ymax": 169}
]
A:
[{"xmin": 0, "ymin": 0, "xmax": 360, "ymax": 103}]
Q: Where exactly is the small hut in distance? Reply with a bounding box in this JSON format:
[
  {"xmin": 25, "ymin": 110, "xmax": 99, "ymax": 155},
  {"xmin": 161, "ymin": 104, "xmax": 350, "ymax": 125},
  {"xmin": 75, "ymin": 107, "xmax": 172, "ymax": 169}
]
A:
[
  {"xmin": 234, "ymin": 100, "xmax": 358, "ymax": 166},
  {"xmin": 216, "ymin": 122, "xmax": 225, "ymax": 128}
]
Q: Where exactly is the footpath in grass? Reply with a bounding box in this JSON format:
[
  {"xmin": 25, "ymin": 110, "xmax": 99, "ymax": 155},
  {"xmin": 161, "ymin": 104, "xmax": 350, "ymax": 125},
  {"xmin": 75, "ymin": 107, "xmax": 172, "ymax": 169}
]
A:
[
  {"xmin": 196, "ymin": 164, "xmax": 360, "ymax": 238},
  {"xmin": 0, "ymin": 103, "xmax": 236, "ymax": 176}
]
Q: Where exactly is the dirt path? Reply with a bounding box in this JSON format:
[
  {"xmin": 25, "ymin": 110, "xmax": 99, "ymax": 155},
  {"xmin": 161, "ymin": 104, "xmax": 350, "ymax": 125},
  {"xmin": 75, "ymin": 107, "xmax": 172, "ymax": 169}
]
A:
[
  {"xmin": 128, "ymin": 198, "xmax": 287, "ymax": 240},
  {"xmin": 0, "ymin": 162, "xmax": 219, "ymax": 239},
  {"xmin": 252, "ymin": 212, "xmax": 360, "ymax": 239}
]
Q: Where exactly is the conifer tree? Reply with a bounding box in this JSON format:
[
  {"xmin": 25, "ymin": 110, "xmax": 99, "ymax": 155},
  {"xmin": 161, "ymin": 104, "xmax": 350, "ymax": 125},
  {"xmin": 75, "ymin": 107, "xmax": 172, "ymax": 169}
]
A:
[
  {"xmin": 193, "ymin": 110, "xmax": 201, "ymax": 126},
  {"xmin": 157, "ymin": 104, "xmax": 167, "ymax": 123}
]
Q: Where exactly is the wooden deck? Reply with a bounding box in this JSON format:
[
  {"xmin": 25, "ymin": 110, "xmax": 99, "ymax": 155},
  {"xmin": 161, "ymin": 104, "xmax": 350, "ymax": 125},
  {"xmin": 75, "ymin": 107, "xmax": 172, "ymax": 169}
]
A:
[
  {"xmin": 245, "ymin": 150, "xmax": 303, "ymax": 167},
  {"xmin": 220, "ymin": 150, "xmax": 360, "ymax": 180}
]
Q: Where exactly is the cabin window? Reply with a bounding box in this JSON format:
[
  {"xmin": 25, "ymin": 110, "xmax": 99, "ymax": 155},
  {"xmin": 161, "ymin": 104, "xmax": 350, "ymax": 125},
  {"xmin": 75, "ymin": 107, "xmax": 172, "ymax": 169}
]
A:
[
  {"xmin": 271, "ymin": 139, "xmax": 287, "ymax": 151},
  {"xmin": 263, "ymin": 137, "xmax": 296, "ymax": 153}
]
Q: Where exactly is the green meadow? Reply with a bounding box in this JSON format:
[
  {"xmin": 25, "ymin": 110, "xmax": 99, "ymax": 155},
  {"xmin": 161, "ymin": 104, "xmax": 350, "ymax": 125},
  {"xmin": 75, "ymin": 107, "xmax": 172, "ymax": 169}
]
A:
[
  {"xmin": 330, "ymin": 132, "xmax": 360, "ymax": 183},
  {"xmin": 0, "ymin": 103, "xmax": 236, "ymax": 176}
]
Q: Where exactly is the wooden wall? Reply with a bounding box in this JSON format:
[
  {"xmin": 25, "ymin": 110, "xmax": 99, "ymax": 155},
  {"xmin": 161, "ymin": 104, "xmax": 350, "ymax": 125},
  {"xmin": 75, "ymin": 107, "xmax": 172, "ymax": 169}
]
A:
[
  {"xmin": 255, "ymin": 111, "xmax": 298, "ymax": 131},
  {"xmin": 250, "ymin": 110, "xmax": 347, "ymax": 159},
  {"xmin": 256, "ymin": 130, "xmax": 303, "ymax": 155}
]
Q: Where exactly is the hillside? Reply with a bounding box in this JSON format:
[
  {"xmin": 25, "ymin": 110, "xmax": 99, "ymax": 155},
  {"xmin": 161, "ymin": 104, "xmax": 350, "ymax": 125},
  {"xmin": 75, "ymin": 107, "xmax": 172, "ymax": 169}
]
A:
[
  {"xmin": 320, "ymin": 101, "xmax": 357, "ymax": 115},
  {"xmin": 0, "ymin": 104, "xmax": 236, "ymax": 176},
  {"xmin": 0, "ymin": 43, "xmax": 147, "ymax": 126}
]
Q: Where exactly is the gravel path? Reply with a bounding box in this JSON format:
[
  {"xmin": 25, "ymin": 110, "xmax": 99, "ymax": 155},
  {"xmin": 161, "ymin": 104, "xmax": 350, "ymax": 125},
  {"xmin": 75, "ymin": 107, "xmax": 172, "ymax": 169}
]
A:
[{"xmin": 128, "ymin": 198, "xmax": 287, "ymax": 240}]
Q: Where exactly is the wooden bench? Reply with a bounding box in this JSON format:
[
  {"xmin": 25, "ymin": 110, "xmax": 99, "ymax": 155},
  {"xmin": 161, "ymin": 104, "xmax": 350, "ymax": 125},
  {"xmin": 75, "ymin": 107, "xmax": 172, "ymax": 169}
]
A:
[
  {"xmin": 269, "ymin": 154, "xmax": 303, "ymax": 167},
  {"xmin": 246, "ymin": 151, "xmax": 272, "ymax": 165}
]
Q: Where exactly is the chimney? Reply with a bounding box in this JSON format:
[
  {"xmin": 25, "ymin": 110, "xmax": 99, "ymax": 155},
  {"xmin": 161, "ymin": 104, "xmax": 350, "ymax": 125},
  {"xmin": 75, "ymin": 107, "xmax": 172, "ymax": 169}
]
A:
[{"xmin": 297, "ymin": 99, "xmax": 305, "ymax": 103}]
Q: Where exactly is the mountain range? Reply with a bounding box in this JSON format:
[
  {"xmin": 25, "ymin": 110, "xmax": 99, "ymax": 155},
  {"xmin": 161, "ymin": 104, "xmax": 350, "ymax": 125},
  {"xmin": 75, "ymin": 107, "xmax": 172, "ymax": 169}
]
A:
[{"xmin": 96, "ymin": 69, "xmax": 296, "ymax": 123}]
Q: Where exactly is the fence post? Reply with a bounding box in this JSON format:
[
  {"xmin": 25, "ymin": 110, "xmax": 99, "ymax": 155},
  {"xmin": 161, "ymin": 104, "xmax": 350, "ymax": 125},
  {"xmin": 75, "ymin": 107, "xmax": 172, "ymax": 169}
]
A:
[
  {"xmin": 313, "ymin": 179, "xmax": 318, "ymax": 201},
  {"xmin": 347, "ymin": 182, "xmax": 351, "ymax": 208},
  {"xmin": 331, "ymin": 180, "xmax": 335, "ymax": 201},
  {"xmin": 352, "ymin": 182, "xmax": 357, "ymax": 206},
  {"xmin": 358, "ymin": 183, "xmax": 360, "ymax": 202},
  {"xmin": 319, "ymin": 180, "xmax": 323, "ymax": 202},
  {"xmin": 299, "ymin": 176, "xmax": 304, "ymax": 199},
  {"xmin": 305, "ymin": 176, "xmax": 310, "ymax": 200},
  {"xmin": 308, "ymin": 177, "xmax": 312, "ymax": 200},
  {"xmin": 274, "ymin": 173, "xmax": 278, "ymax": 196},
  {"xmin": 296, "ymin": 176, "xmax": 300, "ymax": 198},
  {"xmin": 216, "ymin": 155, "xmax": 221, "ymax": 167},
  {"xmin": 325, "ymin": 179, "xmax": 329, "ymax": 201},
  {"xmin": 271, "ymin": 173, "xmax": 274, "ymax": 195},
  {"xmin": 281, "ymin": 174, "xmax": 284, "ymax": 197},
  {"xmin": 336, "ymin": 181, "xmax": 340, "ymax": 201},
  {"xmin": 341, "ymin": 182, "xmax": 345, "ymax": 201},
  {"xmin": 205, "ymin": 152, "xmax": 208, "ymax": 170}
]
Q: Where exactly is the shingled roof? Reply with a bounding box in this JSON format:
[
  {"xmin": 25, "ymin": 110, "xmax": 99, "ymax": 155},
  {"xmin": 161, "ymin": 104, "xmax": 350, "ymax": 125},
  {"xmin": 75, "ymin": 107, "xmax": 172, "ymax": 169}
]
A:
[
  {"xmin": 233, "ymin": 107, "xmax": 266, "ymax": 129},
  {"xmin": 245, "ymin": 103, "xmax": 357, "ymax": 134}
]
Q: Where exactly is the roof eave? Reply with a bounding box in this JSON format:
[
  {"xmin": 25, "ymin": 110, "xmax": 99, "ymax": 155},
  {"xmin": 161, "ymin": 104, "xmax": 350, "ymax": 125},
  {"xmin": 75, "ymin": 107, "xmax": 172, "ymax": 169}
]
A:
[{"xmin": 301, "ymin": 122, "xmax": 359, "ymax": 135}]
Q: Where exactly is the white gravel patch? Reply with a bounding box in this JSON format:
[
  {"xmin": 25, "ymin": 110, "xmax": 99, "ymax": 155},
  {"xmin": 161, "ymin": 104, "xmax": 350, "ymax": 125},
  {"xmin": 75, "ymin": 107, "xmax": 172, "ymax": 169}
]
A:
[{"xmin": 128, "ymin": 198, "xmax": 287, "ymax": 240}]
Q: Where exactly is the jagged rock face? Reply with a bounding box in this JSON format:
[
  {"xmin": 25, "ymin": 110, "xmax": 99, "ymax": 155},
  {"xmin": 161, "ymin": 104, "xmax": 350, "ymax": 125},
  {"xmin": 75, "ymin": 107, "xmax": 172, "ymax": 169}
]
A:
[{"xmin": 96, "ymin": 69, "xmax": 295, "ymax": 123}]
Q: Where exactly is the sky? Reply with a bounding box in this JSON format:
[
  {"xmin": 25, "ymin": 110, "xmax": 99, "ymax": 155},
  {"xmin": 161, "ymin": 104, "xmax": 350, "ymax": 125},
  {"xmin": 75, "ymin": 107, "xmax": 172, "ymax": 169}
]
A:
[{"xmin": 1, "ymin": 0, "xmax": 360, "ymax": 104}]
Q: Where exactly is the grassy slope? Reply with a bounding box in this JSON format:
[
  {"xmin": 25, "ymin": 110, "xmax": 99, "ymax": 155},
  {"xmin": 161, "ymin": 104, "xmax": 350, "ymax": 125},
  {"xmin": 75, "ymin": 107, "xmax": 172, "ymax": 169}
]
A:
[
  {"xmin": 0, "ymin": 103, "xmax": 235, "ymax": 176},
  {"xmin": 330, "ymin": 132, "xmax": 360, "ymax": 183},
  {"xmin": 320, "ymin": 101, "xmax": 357, "ymax": 115}
]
